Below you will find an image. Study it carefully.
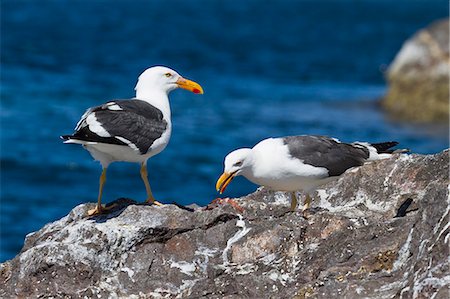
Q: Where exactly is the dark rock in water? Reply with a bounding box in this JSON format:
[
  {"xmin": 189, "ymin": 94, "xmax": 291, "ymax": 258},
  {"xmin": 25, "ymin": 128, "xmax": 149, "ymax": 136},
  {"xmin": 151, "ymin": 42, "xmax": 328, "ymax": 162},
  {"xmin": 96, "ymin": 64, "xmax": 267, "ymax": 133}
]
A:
[
  {"xmin": 383, "ymin": 18, "xmax": 449, "ymax": 122},
  {"xmin": 1, "ymin": 151, "xmax": 449, "ymax": 298}
]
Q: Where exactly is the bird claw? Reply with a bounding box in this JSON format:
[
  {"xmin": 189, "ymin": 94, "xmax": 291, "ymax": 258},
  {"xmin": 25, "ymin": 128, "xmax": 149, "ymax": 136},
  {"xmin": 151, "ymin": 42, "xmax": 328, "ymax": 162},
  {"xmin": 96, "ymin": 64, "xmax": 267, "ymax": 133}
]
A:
[
  {"xmin": 205, "ymin": 197, "xmax": 245, "ymax": 213},
  {"xmin": 301, "ymin": 208, "xmax": 309, "ymax": 219},
  {"xmin": 143, "ymin": 199, "xmax": 164, "ymax": 206},
  {"xmin": 87, "ymin": 203, "xmax": 117, "ymax": 216}
]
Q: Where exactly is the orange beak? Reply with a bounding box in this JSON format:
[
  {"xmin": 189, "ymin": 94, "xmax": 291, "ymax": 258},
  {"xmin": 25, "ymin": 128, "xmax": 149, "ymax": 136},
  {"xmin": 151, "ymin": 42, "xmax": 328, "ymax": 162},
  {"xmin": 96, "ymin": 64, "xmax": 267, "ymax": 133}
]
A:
[
  {"xmin": 176, "ymin": 77, "xmax": 204, "ymax": 94},
  {"xmin": 216, "ymin": 171, "xmax": 236, "ymax": 194}
]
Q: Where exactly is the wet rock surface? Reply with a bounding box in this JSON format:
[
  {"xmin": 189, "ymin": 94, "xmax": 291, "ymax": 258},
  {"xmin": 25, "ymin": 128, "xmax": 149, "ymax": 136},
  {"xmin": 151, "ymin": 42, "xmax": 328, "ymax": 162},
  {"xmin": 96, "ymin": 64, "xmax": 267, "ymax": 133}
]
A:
[
  {"xmin": 1, "ymin": 150, "xmax": 449, "ymax": 298},
  {"xmin": 383, "ymin": 18, "xmax": 449, "ymax": 122}
]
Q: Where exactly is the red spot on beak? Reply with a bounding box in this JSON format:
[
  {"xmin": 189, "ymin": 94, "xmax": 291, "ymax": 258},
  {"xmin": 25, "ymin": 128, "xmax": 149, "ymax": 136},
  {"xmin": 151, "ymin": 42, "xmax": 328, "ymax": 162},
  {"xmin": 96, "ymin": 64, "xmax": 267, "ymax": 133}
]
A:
[{"xmin": 193, "ymin": 88, "xmax": 201, "ymax": 94}]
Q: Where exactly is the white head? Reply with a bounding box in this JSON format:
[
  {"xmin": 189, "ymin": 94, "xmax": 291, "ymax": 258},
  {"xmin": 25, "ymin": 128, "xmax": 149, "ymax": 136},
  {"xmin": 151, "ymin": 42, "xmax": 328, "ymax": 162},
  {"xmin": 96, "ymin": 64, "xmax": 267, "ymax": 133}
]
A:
[
  {"xmin": 216, "ymin": 148, "xmax": 253, "ymax": 194},
  {"xmin": 135, "ymin": 66, "xmax": 203, "ymax": 98}
]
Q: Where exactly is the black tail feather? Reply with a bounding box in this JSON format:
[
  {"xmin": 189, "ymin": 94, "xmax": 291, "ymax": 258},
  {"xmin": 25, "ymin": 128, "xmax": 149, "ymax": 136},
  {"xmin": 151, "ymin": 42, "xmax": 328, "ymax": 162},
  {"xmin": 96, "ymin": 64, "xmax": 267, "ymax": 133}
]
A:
[
  {"xmin": 370, "ymin": 141, "xmax": 399, "ymax": 154},
  {"xmin": 60, "ymin": 135, "xmax": 72, "ymax": 141}
]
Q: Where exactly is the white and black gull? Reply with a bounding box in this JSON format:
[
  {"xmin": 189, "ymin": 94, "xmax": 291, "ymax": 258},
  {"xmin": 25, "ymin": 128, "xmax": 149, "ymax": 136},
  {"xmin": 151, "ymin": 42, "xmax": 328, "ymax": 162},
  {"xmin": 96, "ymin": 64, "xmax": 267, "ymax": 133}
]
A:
[
  {"xmin": 216, "ymin": 135, "xmax": 404, "ymax": 213},
  {"xmin": 62, "ymin": 66, "xmax": 203, "ymax": 216}
]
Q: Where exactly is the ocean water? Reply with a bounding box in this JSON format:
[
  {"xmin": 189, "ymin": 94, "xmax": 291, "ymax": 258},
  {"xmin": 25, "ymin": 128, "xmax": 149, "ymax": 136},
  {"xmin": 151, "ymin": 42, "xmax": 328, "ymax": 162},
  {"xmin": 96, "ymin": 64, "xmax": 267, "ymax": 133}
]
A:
[{"xmin": 1, "ymin": 0, "xmax": 448, "ymax": 262}]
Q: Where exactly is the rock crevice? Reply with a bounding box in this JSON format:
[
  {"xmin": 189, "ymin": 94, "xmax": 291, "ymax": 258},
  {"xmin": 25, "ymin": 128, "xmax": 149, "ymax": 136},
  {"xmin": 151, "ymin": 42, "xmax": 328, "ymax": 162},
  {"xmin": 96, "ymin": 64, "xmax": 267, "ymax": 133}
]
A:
[{"xmin": 1, "ymin": 151, "xmax": 449, "ymax": 298}]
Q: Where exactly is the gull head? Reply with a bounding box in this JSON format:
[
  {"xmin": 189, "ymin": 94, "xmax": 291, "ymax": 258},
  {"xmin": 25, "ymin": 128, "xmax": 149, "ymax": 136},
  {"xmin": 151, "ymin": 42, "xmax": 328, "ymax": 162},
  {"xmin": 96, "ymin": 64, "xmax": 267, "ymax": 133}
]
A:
[
  {"xmin": 135, "ymin": 66, "xmax": 203, "ymax": 96},
  {"xmin": 216, "ymin": 148, "xmax": 252, "ymax": 194}
]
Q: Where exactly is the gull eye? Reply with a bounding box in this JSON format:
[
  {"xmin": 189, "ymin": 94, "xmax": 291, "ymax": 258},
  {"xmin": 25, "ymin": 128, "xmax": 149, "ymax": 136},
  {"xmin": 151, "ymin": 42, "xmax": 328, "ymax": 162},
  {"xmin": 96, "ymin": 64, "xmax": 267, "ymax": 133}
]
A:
[
  {"xmin": 233, "ymin": 161, "xmax": 243, "ymax": 167},
  {"xmin": 164, "ymin": 73, "xmax": 172, "ymax": 78}
]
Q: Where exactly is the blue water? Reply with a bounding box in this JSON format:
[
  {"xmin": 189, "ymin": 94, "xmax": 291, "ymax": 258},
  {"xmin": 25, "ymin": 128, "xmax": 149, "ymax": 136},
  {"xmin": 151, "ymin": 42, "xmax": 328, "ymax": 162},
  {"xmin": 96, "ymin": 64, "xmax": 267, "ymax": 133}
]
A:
[{"xmin": 1, "ymin": 0, "xmax": 448, "ymax": 262}]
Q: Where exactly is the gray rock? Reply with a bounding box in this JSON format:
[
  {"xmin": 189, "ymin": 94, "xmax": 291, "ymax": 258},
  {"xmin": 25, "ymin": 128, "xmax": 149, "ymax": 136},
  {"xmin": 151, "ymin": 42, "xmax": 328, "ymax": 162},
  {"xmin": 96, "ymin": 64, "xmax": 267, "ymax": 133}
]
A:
[
  {"xmin": 383, "ymin": 19, "xmax": 449, "ymax": 122},
  {"xmin": 1, "ymin": 151, "xmax": 449, "ymax": 298}
]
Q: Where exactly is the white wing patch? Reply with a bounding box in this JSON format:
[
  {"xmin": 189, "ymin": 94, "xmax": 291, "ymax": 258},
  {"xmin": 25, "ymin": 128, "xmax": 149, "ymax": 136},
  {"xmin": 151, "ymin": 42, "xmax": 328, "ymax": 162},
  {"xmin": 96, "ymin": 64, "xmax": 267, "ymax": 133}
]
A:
[
  {"xmin": 115, "ymin": 136, "xmax": 139, "ymax": 152},
  {"xmin": 86, "ymin": 113, "xmax": 111, "ymax": 137},
  {"xmin": 352, "ymin": 142, "xmax": 391, "ymax": 161},
  {"xmin": 105, "ymin": 102, "xmax": 123, "ymax": 111},
  {"xmin": 74, "ymin": 108, "xmax": 92, "ymax": 130}
]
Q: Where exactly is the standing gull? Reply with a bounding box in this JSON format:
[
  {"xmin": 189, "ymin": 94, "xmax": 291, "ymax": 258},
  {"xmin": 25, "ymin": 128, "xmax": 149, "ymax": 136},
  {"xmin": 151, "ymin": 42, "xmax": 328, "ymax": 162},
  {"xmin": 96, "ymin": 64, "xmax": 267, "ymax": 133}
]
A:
[
  {"xmin": 62, "ymin": 66, "xmax": 203, "ymax": 215},
  {"xmin": 216, "ymin": 135, "xmax": 402, "ymax": 213}
]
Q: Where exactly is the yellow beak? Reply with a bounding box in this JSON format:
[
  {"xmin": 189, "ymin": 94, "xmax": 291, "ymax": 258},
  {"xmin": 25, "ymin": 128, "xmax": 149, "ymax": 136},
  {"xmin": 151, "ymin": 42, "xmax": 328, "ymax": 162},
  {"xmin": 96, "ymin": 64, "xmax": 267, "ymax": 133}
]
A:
[
  {"xmin": 216, "ymin": 172, "xmax": 236, "ymax": 194},
  {"xmin": 176, "ymin": 77, "xmax": 204, "ymax": 94}
]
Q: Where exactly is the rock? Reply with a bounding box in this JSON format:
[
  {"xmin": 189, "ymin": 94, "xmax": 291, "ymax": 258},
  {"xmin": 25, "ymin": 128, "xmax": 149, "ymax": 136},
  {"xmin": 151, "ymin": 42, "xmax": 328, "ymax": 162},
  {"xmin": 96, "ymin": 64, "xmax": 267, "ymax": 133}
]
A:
[
  {"xmin": 1, "ymin": 150, "xmax": 449, "ymax": 298},
  {"xmin": 383, "ymin": 18, "xmax": 449, "ymax": 122}
]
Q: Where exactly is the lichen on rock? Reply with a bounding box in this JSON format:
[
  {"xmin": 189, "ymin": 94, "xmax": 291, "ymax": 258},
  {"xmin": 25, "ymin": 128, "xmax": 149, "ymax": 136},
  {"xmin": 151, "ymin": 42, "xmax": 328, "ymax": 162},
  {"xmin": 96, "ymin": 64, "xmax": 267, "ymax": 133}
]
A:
[{"xmin": 0, "ymin": 150, "xmax": 449, "ymax": 298}]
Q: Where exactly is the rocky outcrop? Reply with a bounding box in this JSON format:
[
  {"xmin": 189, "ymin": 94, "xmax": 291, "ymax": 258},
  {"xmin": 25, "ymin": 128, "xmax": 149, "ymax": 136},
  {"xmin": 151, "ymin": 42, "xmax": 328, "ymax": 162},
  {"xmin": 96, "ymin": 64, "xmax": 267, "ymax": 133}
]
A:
[
  {"xmin": 1, "ymin": 150, "xmax": 449, "ymax": 298},
  {"xmin": 383, "ymin": 19, "xmax": 449, "ymax": 122}
]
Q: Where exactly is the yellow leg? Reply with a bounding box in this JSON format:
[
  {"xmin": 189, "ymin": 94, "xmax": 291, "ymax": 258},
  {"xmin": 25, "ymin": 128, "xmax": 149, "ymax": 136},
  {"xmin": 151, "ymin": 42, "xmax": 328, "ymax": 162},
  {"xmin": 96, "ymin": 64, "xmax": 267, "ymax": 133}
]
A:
[
  {"xmin": 141, "ymin": 163, "xmax": 163, "ymax": 206},
  {"xmin": 302, "ymin": 193, "xmax": 312, "ymax": 217},
  {"xmin": 290, "ymin": 192, "xmax": 298, "ymax": 211},
  {"xmin": 88, "ymin": 168, "xmax": 108, "ymax": 216}
]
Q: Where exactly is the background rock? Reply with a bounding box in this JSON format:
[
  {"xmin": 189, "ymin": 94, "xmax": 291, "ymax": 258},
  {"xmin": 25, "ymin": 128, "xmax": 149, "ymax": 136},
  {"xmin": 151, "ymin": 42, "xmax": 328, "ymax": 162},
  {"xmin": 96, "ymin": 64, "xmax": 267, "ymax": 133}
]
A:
[
  {"xmin": 383, "ymin": 19, "xmax": 449, "ymax": 122},
  {"xmin": 1, "ymin": 150, "xmax": 449, "ymax": 298}
]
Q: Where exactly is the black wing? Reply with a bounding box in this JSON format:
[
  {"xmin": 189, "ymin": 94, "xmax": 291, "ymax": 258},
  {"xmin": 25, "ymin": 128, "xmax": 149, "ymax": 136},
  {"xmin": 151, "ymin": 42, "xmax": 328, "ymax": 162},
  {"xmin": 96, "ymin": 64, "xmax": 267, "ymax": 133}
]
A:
[
  {"xmin": 283, "ymin": 135, "xmax": 370, "ymax": 177},
  {"xmin": 64, "ymin": 99, "xmax": 168, "ymax": 154}
]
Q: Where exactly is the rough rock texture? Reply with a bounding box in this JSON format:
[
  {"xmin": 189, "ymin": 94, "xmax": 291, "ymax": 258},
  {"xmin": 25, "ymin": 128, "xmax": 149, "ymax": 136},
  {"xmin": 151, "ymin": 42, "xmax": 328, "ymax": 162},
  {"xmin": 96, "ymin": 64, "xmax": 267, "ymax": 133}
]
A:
[
  {"xmin": 1, "ymin": 151, "xmax": 449, "ymax": 298},
  {"xmin": 383, "ymin": 19, "xmax": 449, "ymax": 122}
]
